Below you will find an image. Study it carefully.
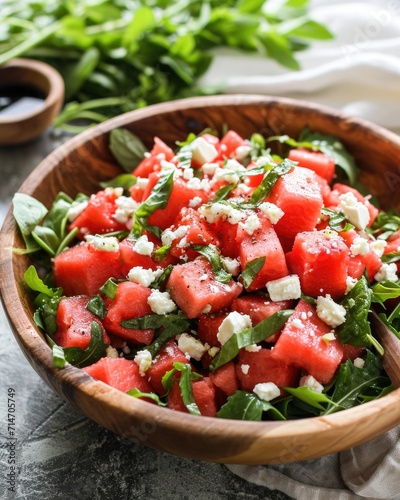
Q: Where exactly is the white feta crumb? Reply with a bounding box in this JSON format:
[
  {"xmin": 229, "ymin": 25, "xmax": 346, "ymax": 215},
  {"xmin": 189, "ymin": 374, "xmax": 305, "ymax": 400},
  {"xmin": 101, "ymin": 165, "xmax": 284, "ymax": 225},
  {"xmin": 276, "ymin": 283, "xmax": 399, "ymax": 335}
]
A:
[
  {"xmin": 266, "ymin": 274, "xmax": 301, "ymax": 302},
  {"xmin": 134, "ymin": 349, "xmax": 152, "ymax": 376},
  {"xmin": 345, "ymin": 276, "xmax": 358, "ymax": 294},
  {"xmin": 245, "ymin": 344, "xmax": 262, "ymax": 352},
  {"xmin": 177, "ymin": 333, "xmax": 208, "ymax": 361},
  {"xmin": 147, "ymin": 289, "xmax": 177, "ymax": 314},
  {"xmin": 316, "ymin": 295, "xmax": 346, "ymax": 327},
  {"xmin": 241, "ymin": 364, "xmax": 250, "ymax": 375},
  {"xmin": 199, "ymin": 273, "xmax": 209, "ymax": 282},
  {"xmin": 214, "ymin": 166, "xmax": 240, "ymax": 185},
  {"xmin": 190, "ymin": 137, "xmax": 218, "ymax": 164},
  {"xmin": 208, "ymin": 346, "xmax": 220, "ymax": 357},
  {"xmin": 321, "ymin": 331, "xmax": 336, "ymax": 343},
  {"xmin": 202, "ymin": 304, "xmax": 212, "ymax": 314},
  {"xmin": 136, "ymin": 177, "xmax": 149, "ymax": 189},
  {"xmin": 198, "ymin": 202, "xmax": 246, "ymax": 225},
  {"xmin": 374, "ymin": 262, "xmax": 398, "ymax": 282},
  {"xmin": 234, "ymin": 144, "xmax": 252, "ymax": 160},
  {"xmin": 113, "ymin": 195, "xmax": 141, "ymax": 223},
  {"xmin": 201, "ymin": 162, "xmax": 219, "ymax": 176},
  {"xmin": 182, "ymin": 167, "xmax": 194, "ymax": 180},
  {"xmin": 217, "ymin": 311, "xmax": 252, "ymax": 346},
  {"xmin": 221, "ymin": 256, "xmax": 240, "ymax": 276},
  {"xmin": 350, "ymin": 237, "xmax": 370, "ymax": 256},
  {"xmin": 85, "ymin": 234, "xmax": 119, "ymax": 252},
  {"xmin": 370, "ymin": 239, "xmax": 387, "ymax": 257},
  {"xmin": 67, "ymin": 200, "xmax": 88, "ymax": 222},
  {"xmin": 259, "ymin": 202, "xmax": 284, "ymax": 224},
  {"xmin": 299, "ymin": 375, "xmax": 324, "ymax": 394},
  {"xmin": 338, "ymin": 192, "xmax": 370, "ymax": 230},
  {"xmin": 188, "ymin": 196, "xmax": 203, "ymax": 208},
  {"xmin": 354, "ymin": 357, "xmax": 365, "ymax": 369},
  {"xmin": 127, "ymin": 266, "xmax": 163, "ymax": 287},
  {"xmin": 292, "ymin": 318, "xmax": 305, "ymax": 329},
  {"xmin": 105, "ymin": 346, "xmax": 119, "ymax": 358},
  {"xmin": 239, "ymin": 214, "xmax": 261, "ymax": 236},
  {"xmin": 253, "ymin": 382, "xmax": 281, "ymax": 402},
  {"xmin": 134, "ymin": 234, "xmax": 154, "ymax": 256}
]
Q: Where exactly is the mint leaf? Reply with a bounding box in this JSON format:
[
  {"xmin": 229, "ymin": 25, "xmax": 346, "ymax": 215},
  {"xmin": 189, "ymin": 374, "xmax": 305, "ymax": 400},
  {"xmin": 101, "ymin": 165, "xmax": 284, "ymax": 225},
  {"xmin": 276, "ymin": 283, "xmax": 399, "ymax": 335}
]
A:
[{"xmin": 191, "ymin": 244, "xmax": 232, "ymax": 284}]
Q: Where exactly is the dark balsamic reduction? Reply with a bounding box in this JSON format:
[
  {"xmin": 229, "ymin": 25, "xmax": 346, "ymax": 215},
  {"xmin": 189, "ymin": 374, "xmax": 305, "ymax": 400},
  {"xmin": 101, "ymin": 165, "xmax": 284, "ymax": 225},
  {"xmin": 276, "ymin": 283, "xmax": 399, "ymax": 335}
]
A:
[{"xmin": 0, "ymin": 85, "xmax": 46, "ymax": 117}]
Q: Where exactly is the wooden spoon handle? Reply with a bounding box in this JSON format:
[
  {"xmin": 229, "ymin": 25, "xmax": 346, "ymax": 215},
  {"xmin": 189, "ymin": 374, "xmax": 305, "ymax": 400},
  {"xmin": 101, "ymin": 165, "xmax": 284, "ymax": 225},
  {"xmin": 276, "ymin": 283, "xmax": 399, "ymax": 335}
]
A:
[{"xmin": 370, "ymin": 311, "xmax": 400, "ymax": 389}]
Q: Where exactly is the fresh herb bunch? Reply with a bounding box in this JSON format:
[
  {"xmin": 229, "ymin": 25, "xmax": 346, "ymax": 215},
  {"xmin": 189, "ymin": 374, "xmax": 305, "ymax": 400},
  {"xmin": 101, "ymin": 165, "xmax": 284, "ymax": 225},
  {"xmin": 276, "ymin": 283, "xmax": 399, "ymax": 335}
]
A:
[{"xmin": 0, "ymin": 0, "xmax": 332, "ymax": 132}]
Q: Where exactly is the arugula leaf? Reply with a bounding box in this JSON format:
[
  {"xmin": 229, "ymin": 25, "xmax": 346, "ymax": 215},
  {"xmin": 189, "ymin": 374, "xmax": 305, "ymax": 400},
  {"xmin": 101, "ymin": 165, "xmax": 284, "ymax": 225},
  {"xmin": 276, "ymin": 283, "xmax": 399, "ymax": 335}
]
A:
[
  {"xmin": 127, "ymin": 388, "xmax": 167, "ymax": 406},
  {"xmin": 217, "ymin": 390, "xmax": 286, "ymax": 420},
  {"xmin": 191, "ymin": 244, "xmax": 232, "ymax": 284},
  {"xmin": 109, "ymin": 128, "xmax": 148, "ymax": 172},
  {"xmin": 323, "ymin": 350, "xmax": 389, "ymax": 415},
  {"xmin": 13, "ymin": 193, "xmax": 48, "ymax": 253},
  {"xmin": 86, "ymin": 295, "xmax": 106, "ymax": 320},
  {"xmin": 161, "ymin": 362, "xmax": 203, "ymax": 414},
  {"xmin": 371, "ymin": 281, "xmax": 400, "ymax": 304},
  {"xmin": 240, "ymin": 256, "xmax": 265, "ymax": 288},
  {"xmin": 368, "ymin": 210, "xmax": 400, "ymax": 239},
  {"xmin": 209, "ymin": 310, "xmax": 293, "ymax": 371},
  {"xmin": 338, "ymin": 276, "xmax": 383, "ymax": 354},
  {"xmin": 132, "ymin": 168, "xmax": 174, "ymax": 238},
  {"xmin": 282, "ymin": 386, "xmax": 336, "ymax": 411},
  {"xmin": 61, "ymin": 321, "xmax": 108, "ymax": 368}
]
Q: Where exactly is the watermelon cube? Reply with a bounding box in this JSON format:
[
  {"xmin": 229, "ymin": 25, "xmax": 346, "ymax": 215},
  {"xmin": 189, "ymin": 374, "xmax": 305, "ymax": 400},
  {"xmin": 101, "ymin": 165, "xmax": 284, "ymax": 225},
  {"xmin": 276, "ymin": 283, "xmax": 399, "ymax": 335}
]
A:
[
  {"xmin": 270, "ymin": 299, "xmax": 344, "ymax": 384},
  {"xmin": 288, "ymin": 149, "xmax": 335, "ymax": 184},
  {"xmin": 167, "ymin": 376, "xmax": 218, "ymax": 417},
  {"xmin": 209, "ymin": 361, "xmax": 239, "ymax": 397},
  {"xmin": 166, "ymin": 259, "xmax": 242, "ymax": 319},
  {"xmin": 148, "ymin": 340, "xmax": 188, "ymax": 395}
]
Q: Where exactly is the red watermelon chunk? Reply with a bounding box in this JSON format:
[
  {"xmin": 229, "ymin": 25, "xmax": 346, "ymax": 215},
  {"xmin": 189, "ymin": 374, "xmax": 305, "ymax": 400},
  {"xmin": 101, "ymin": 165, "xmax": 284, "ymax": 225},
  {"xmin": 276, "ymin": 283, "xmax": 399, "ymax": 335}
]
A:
[
  {"xmin": 235, "ymin": 348, "xmax": 299, "ymax": 394},
  {"xmin": 270, "ymin": 299, "xmax": 344, "ymax": 384},
  {"xmin": 103, "ymin": 281, "xmax": 155, "ymax": 345},
  {"xmin": 53, "ymin": 242, "xmax": 124, "ymax": 296},
  {"xmin": 83, "ymin": 357, "xmax": 154, "ymax": 394},
  {"xmin": 133, "ymin": 137, "xmax": 174, "ymax": 178},
  {"xmin": 236, "ymin": 213, "xmax": 288, "ymax": 291},
  {"xmin": 148, "ymin": 340, "xmax": 188, "ymax": 395},
  {"xmin": 332, "ymin": 183, "xmax": 379, "ymax": 227},
  {"xmin": 197, "ymin": 312, "xmax": 228, "ymax": 348},
  {"xmin": 209, "ymin": 361, "xmax": 238, "ymax": 397},
  {"xmin": 288, "ymin": 149, "xmax": 335, "ymax": 184},
  {"xmin": 287, "ymin": 230, "xmax": 349, "ymax": 300},
  {"xmin": 339, "ymin": 229, "xmax": 382, "ymax": 282},
  {"xmin": 266, "ymin": 166, "xmax": 323, "ymax": 247},
  {"xmin": 167, "ymin": 376, "xmax": 217, "ymax": 417},
  {"xmin": 166, "ymin": 259, "xmax": 242, "ymax": 319},
  {"xmin": 69, "ymin": 188, "xmax": 127, "ymax": 238},
  {"xmin": 53, "ymin": 295, "xmax": 109, "ymax": 349}
]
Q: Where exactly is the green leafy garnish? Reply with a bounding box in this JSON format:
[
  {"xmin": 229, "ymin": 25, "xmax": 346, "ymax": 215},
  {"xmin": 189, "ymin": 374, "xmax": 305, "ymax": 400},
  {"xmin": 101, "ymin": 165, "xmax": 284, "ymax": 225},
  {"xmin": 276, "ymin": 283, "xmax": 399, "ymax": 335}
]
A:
[
  {"xmin": 239, "ymin": 256, "xmax": 265, "ymax": 288},
  {"xmin": 109, "ymin": 128, "xmax": 148, "ymax": 172},
  {"xmin": 247, "ymin": 159, "xmax": 294, "ymax": 206},
  {"xmin": 162, "ymin": 362, "xmax": 203, "ymax": 415},
  {"xmin": 320, "ymin": 207, "xmax": 354, "ymax": 232},
  {"xmin": 282, "ymin": 386, "xmax": 337, "ymax": 412},
  {"xmin": 127, "ymin": 388, "xmax": 167, "ymax": 406},
  {"xmin": 13, "ymin": 193, "xmax": 49, "ymax": 253},
  {"xmin": 99, "ymin": 278, "xmax": 119, "ymax": 299},
  {"xmin": 60, "ymin": 321, "xmax": 108, "ymax": 368},
  {"xmin": 209, "ymin": 310, "xmax": 293, "ymax": 371},
  {"xmin": 86, "ymin": 294, "xmax": 106, "ymax": 320},
  {"xmin": 191, "ymin": 244, "xmax": 232, "ymax": 284},
  {"xmin": 100, "ymin": 173, "xmax": 137, "ymax": 190},
  {"xmin": 217, "ymin": 390, "xmax": 286, "ymax": 421}
]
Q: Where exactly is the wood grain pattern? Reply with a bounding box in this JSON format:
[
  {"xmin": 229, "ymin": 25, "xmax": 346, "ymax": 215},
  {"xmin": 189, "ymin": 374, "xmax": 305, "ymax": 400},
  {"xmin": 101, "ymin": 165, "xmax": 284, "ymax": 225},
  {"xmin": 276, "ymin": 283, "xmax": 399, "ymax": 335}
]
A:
[
  {"xmin": 0, "ymin": 58, "xmax": 64, "ymax": 145},
  {"xmin": 1, "ymin": 95, "xmax": 400, "ymax": 464}
]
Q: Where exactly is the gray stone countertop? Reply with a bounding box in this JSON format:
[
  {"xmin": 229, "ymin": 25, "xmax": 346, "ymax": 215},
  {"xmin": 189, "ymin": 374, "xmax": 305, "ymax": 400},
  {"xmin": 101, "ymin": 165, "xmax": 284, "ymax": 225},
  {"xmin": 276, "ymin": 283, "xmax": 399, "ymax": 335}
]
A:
[{"xmin": 0, "ymin": 131, "xmax": 291, "ymax": 500}]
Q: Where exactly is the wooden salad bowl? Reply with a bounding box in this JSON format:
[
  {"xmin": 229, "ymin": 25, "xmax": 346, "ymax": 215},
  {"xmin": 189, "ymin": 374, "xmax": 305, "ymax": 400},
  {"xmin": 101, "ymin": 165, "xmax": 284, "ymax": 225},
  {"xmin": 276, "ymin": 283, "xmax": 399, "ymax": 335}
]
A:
[{"xmin": 1, "ymin": 95, "xmax": 400, "ymax": 464}]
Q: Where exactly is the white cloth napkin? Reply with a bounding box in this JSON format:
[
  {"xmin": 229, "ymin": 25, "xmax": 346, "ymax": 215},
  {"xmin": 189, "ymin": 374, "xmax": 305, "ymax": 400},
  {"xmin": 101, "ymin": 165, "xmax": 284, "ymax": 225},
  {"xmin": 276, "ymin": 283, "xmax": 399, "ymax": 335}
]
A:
[
  {"xmin": 203, "ymin": 1, "xmax": 400, "ymax": 498},
  {"xmin": 199, "ymin": 0, "xmax": 400, "ymax": 132}
]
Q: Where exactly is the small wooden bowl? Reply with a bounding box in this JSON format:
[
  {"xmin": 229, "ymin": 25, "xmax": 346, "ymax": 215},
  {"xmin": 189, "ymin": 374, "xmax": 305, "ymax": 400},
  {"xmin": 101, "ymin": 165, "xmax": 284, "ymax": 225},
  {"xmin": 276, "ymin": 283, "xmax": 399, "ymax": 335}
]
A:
[
  {"xmin": 1, "ymin": 95, "xmax": 400, "ymax": 464},
  {"xmin": 0, "ymin": 58, "xmax": 64, "ymax": 145}
]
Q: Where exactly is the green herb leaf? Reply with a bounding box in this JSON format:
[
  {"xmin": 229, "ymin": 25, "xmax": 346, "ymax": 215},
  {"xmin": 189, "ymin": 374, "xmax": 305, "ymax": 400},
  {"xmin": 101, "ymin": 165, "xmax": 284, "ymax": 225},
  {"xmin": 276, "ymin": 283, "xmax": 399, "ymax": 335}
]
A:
[
  {"xmin": 13, "ymin": 193, "xmax": 48, "ymax": 253},
  {"xmin": 248, "ymin": 159, "xmax": 294, "ymax": 205},
  {"xmin": 210, "ymin": 183, "xmax": 237, "ymax": 203},
  {"xmin": 109, "ymin": 128, "xmax": 148, "ymax": 172},
  {"xmin": 240, "ymin": 256, "xmax": 265, "ymax": 288},
  {"xmin": 100, "ymin": 173, "xmax": 137, "ymax": 190},
  {"xmin": 191, "ymin": 244, "xmax": 232, "ymax": 284},
  {"xmin": 210, "ymin": 310, "xmax": 293, "ymax": 371},
  {"xmin": 217, "ymin": 390, "xmax": 265, "ymax": 420},
  {"xmin": 372, "ymin": 281, "xmax": 400, "ymax": 304},
  {"xmin": 127, "ymin": 388, "xmax": 167, "ymax": 406},
  {"xmin": 86, "ymin": 294, "xmax": 106, "ymax": 320},
  {"xmin": 99, "ymin": 278, "xmax": 119, "ymax": 299},
  {"xmin": 179, "ymin": 363, "xmax": 202, "ymax": 416},
  {"xmin": 62, "ymin": 321, "xmax": 108, "ymax": 368},
  {"xmin": 282, "ymin": 387, "xmax": 335, "ymax": 411},
  {"xmin": 321, "ymin": 207, "xmax": 354, "ymax": 232}
]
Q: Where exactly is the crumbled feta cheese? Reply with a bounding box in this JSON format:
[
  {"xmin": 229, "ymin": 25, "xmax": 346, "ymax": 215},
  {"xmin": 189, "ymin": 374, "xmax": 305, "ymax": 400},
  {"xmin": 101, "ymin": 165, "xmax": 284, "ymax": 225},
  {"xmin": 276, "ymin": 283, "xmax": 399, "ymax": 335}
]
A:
[
  {"xmin": 292, "ymin": 318, "xmax": 305, "ymax": 329},
  {"xmin": 234, "ymin": 144, "xmax": 252, "ymax": 160},
  {"xmin": 161, "ymin": 229, "xmax": 176, "ymax": 246},
  {"xmin": 208, "ymin": 346, "xmax": 220, "ymax": 357},
  {"xmin": 321, "ymin": 331, "xmax": 336, "ymax": 343},
  {"xmin": 105, "ymin": 346, "xmax": 119, "ymax": 358},
  {"xmin": 85, "ymin": 234, "xmax": 119, "ymax": 252},
  {"xmin": 259, "ymin": 202, "xmax": 284, "ymax": 224},
  {"xmin": 182, "ymin": 167, "xmax": 194, "ymax": 180},
  {"xmin": 188, "ymin": 196, "xmax": 203, "ymax": 208},
  {"xmin": 136, "ymin": 177, "xmax": 149, "ymax": 189},
  {"xmin": 113, "ymin": 195, "xmax": 140, "ymax": 223},
  {"xmin": 67, "ymin": 200, "xmax": 88, "ymax": 222},
  {"xmin": 134, "ymin": 349, "xmax": 152, "ymax": 376},
  {"xmin": 316, "ymin": 295, "xmax": 346, "ymax": 327},
  {"xmin": 214, "ymin": 167, "xmax": 240, "ymax": 185},
  {"xmin": 350, "ymin": 237, "xmax": 370, "ymax": 256},
  {"xmin": 202, "ymin": 304, "xmax": 212, "ymax": 314},
  {"xmin": 239, "ymin": 214, "xmax": 261, "ymax": 235},
  {"xmin": 299, "ymin": 375, "xmax": 324, "ymax": 394},
  {"xmin": 370, "ymin": 239, "xmax": 387, "ymax": 257},
  {"xmin": 186, "ymin": 177, "xmax": 210, "ymax": 191},
  {"xmin": 338, "ymin": 192, "xmax": 370, "ymax": 230},
  {"xmin": 127, "ymin": 266, "xmax": 163, "ymax": 287},
  {"xmin": 217, "ymin": 311, "xmax": 252, "ymax": 346},
  {"xmin": 345, "ymin": 276, "xmax": 358, "ymax": 294},
  {"xmin": 178, "ymin": 333, "xmax": 208, "ymax": 361},
  {"xmin": 245, "ymin": 344, "xmax": 262, "ymax": 352},
  {"xmin": 354, "ymin": 357, "xmax": 365, "ymax": 369},
  {"xmin": 374, "ymin": 262, "xmax": 398, "ymax": 282},
  {"xmin": 134, "ymin": 234, "xmax": 154, "ymax": 256},
  {"xmin": 190, "ymin": 137, "xmax": 218, "ymax": 164},
  {"xmin": 266, "ymin": 274, "xmax": 302, "ymax": 302},
  {"xmin": 147, "ymin": 289, "xmax": 177, "ymax": 314},
  {"xmin": 201, "ymin": 162, "xmax": 219, "ymax": 176},
  {"xmin": 221, "ymin": 256, "xmax": 240, "ymax": 276},
  {"xmin": 198, "ymin": 202, "xmax": 246, "ymax": 225},
  {"xmin": 241, "ymin": 364, "xmax": 250, "ymax": 375},
  {"xmin": 199, "ymin": 273, "xmax": 209, "ymax": 282},
  {"xmin": 253, "ymin": 382, "xmax": 280, "ymax": 402}
]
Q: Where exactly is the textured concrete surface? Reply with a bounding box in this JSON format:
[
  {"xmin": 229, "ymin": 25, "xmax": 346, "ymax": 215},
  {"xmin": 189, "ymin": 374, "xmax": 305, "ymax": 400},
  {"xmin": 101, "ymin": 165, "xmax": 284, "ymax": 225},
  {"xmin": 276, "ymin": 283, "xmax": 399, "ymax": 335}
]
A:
[{"xmin": 0, "ymin": 132, "xmax": 292, "ymax": 500}]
